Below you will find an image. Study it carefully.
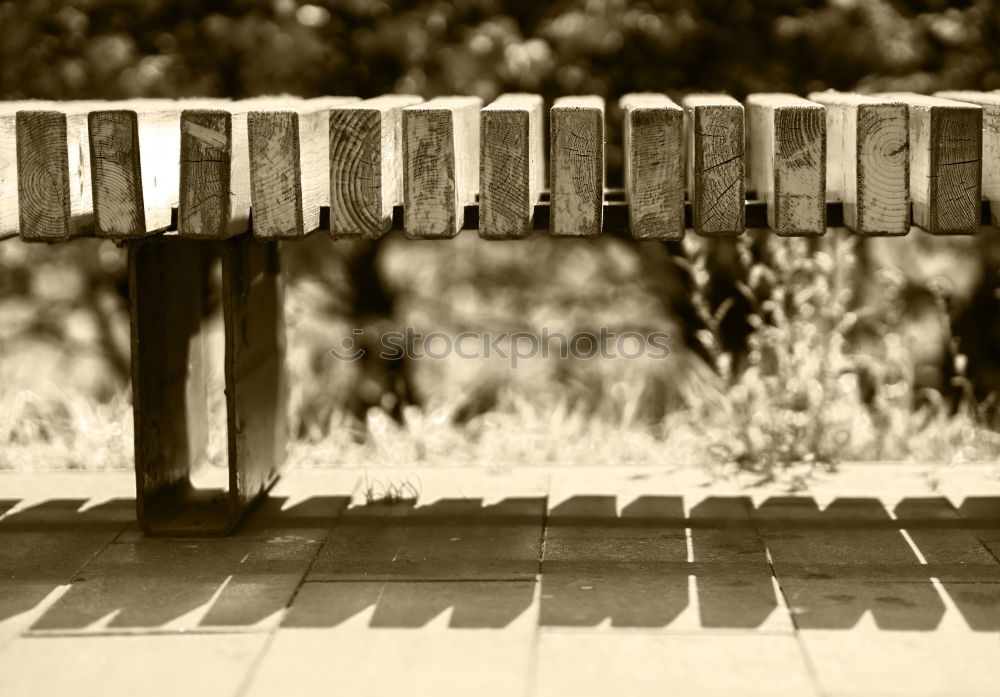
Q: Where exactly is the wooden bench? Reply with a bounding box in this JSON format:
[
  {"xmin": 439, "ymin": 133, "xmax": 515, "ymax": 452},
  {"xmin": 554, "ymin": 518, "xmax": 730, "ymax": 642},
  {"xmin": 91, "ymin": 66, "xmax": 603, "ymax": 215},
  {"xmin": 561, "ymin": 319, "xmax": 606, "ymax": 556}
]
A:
[{"xmin": 0, "ymin": 91, "xmax": 994, "ymax": 535}]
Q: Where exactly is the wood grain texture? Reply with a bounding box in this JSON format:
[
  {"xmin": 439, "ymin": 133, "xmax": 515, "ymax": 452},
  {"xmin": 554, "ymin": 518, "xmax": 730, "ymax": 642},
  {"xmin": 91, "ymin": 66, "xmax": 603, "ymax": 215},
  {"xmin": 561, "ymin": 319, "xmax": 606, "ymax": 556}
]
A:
[
  {"xmin": 180, "ymin": 98, "xmax": 292, "ymax": 239},
  {"xmin": 221, "ymin": 234, "xmax": 286, "ymax": 517},
  {"xmin": 479, "ymin": 93, "xmax": 544, "ymax": 240},
  {"xmin": 129, "ymin": 236, "xmax": 211, "ymax": 534},
  {"xmin": 807, "ymin": 91, "xmax": 910, "ymax": 235},
  {"xmin": 89, "ymin": 99, "xmax": 201, "ymax": 238},
  {"xmin": 16, "ymin": 101, "xmax": 101, "ymax": 241},
  {"xmin": 680, "ymin": 94, "xmax": 745, "ymax": 236},
  {"xmin": 879, "ymin": 92, "xmax": 982, "ymax": 235},
  {"xmin": 329, "ymin": 95, "xmax": 422, "ymax": 239},
  {"xmin": 936, "ymin": 91, "xmax": 1000, "ymax": 226},
  {"xmin": 1, "ymin": 101, "xmax": 54, "ymax": 238},
  {"xmin": 619, "ymin": 93, "xmax": 684, "ymax": 240},
  {"xmin": 248, "ymin": 96, "xmax": 358, "ymax": 239},
  {"xmin": 550, "ymin": 95, "xmax": 604, "ymax": 238},
  {"xmin": 129, "ymin": 233, "xmax": 285, "ymax": 535},
  {"xmin": 402, "ymin": 96, "xmax": 482, "ymax": 239},
  {"xmin": 746, "ymin": 93, "xmax": 826, "ymax": 236}
]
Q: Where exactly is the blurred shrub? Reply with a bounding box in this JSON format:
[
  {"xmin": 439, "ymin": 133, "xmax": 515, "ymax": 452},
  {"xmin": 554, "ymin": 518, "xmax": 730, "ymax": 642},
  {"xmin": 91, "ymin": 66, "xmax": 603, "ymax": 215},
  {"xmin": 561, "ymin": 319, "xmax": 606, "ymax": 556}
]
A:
[
  {"xmin": 2, "ymin": 0, "xmax": 997, "ymax": 101},
  {"xmin": 3, "ymin": 0, "xmax": 1000, "ymax": 473}
]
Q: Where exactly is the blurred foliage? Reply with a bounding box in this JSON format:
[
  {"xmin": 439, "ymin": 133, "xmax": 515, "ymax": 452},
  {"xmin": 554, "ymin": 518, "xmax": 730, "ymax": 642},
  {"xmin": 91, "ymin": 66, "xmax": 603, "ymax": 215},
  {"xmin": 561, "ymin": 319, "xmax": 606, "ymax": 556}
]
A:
[
  {"xmin": 3, "ymin": 0, "xmax": 1000, "ymax": 473},
  {"xmin": 2, "ymin": 0, "xmax": 998, "ymax": 102}
]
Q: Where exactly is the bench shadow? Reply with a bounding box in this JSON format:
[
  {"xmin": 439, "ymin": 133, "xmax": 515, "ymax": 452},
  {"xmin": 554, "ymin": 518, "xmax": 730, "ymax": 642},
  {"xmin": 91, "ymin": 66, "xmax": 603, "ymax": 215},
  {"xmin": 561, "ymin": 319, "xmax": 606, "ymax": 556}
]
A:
[{"xmin": 2, "ymin": 492, "xmax": 998, "ymax": 632}]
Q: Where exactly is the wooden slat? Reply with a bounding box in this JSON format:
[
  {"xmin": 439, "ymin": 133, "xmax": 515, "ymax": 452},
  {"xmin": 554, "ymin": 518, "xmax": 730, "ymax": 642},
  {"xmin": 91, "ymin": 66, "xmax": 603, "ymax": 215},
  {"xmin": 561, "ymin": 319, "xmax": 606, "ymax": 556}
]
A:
[
  {"xmin": 180, "ymin": 98, "xmax": 297, "ymax": 239},
  {"xmin": 1, "ymin": 101, "xmax": 55, "ymax": 238},
  {"xmin": 879, "ymin": 92, "xmax": 982, "ymax": 235},
  {"xmin": 479, "ymin": 93, "xmax": 544, "ymax": 240},
  {"xmin": 619, "ymin": 92, "xmax": 684, "ymax": 240},
  {"xmin": 16, "ymin": 101, "xmax": 103, "ymax": 241},
  {"xmin": 248, "ymin": 97, "xmax": 358, "ymax": 239},
  {"xmin": 89, "ymin": 99, "xmax": 212, "ymax": 238},
  {"xmin": 129, "ymin": 233, "xmax": 286, "ymax": 535},
  {"xmin": 129, "ymin": 236, "xmax": 212, "ymax": 534},
  {"xmin": 0, "ymin": 106, "xmax": 15, "ymax": 237},
  {"xmin": 746, "ymin": 93, "xmax": 826, "ymax": 236},
  {"xmin": 550, "ymin": 95, "xmax": 604, "ymax": 237},
  {"xmin": 680, "ymin": 94, "xmax": 745, "ymax": 236},
  {"xmin": 935, "ymin": 91, "xmax": 1000, "ymax": 226},
  {"xmin": 402, "ymin": 96, "xmax": 482, "ymax": 239},
  {"xmin": 329, "ymin": 94, "xmax": 422, "ymax": 239},
  {"xmin": 807, "ymin": 91, "xmax": 910, "ymax": 236},
  {"xmin": 221, "ymin": 234, "xmax": 287, "ymax": 520}
]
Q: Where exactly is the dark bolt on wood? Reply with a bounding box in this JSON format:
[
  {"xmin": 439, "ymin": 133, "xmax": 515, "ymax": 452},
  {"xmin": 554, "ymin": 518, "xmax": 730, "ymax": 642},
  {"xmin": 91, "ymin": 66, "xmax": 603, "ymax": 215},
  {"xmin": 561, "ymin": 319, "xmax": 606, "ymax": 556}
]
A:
[{"xmin": 128, "ymin": 232, "xmax": 287, "ymax": 536}]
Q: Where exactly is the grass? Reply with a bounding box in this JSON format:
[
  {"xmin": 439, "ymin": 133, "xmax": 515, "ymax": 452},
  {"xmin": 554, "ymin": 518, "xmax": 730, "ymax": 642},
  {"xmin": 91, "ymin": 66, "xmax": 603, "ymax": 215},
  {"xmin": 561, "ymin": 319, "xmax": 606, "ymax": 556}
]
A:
[{"xmin": 2, "ymin": 229, "xmax": 999, "ymax": 481}]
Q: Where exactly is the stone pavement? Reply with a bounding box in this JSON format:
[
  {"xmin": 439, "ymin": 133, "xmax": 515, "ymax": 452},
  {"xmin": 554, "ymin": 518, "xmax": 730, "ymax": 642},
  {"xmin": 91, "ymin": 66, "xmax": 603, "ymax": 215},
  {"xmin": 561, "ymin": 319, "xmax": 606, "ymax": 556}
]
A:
[{"xmin": 1, "ymin": 464, "xmax": 999, "ymax": 697}]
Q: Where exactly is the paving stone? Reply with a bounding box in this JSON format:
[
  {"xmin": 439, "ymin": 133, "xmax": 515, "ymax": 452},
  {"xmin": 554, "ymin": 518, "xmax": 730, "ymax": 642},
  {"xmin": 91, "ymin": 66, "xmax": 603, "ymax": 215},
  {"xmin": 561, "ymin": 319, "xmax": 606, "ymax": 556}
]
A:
[
  {"xmin": 779, "ymin": 578, "xmax": 948, "ymax": 630},
  {"xmin": 284, "ymin": 580, "xmax": 537, "ymax": 629},
  {"xmin": 773, "ymin": 562, "xmax": 1000, "ymax": 582},
  {"xmin": 0, "ymin": 499, "xmax": 132, "ymax": 625},
  {"xmin": 935, "ymin": 583, "xmax": 1000, "ymax": 632},
  {"xmin": 541, "ymin": 491, "xmax": 784, "ymax": 631},
  {"xmin": 539, "ymin": 561, "xmax": 787, "ymax": 631},
  {"xmin": 689, "ymin": 495, "xmax": 769, "ymax": 564},
  {"xmin": 956, "ymin": 496, "xmax": 1000, "ymax": 526},
  {"xmin": 29, "ymin": 534, "xmax": 319, "ymax": 632},
  {"xmin": 981, "ymin": 539, "xmax": 1000, "ymax": 560},
  {"xmin": 894, "ymin": 497, "xmax": 1000, "ymax": 564},
  {"xmin": 694, "ymin": 572, "xmax": 791, "ymax": 631},
  {"xmin": 534, "ymin": 633, "xmax": 817, "ymax": 697},
  {"xmin": 800, "ymin": 629, "xmax": 1000, "ymax": 696},
  {"xmin": 7, "ymin": 468, "xmax": 1000, "ymax": 697},
  {"xmin": 0, "ymin": 633, "xmax": 265, "ymax": 697},
  {"xmin": 308, "ymin": 496, "xmax": 545, "ymax": 581},
  {"xmin": 956, "ymin": 497, "xmax": 1000, "ymax": 556},
  {"xmin": 248, "ymin": 582, "xmax": 537, "ymax": 697},
  {"xmin": 282, "ymin": 580, "xmax": 384, "ymax": 627},
  {"xmin": 540, "ymin": 563, "xmax": 690, "ymax": 628},
  {"xmin": 756, "ymin": 497, "xmax": 932, "ymax": 578},
  {"xmin": 545, "ymin": 493, "xmax": 687, "ymax": 560}
]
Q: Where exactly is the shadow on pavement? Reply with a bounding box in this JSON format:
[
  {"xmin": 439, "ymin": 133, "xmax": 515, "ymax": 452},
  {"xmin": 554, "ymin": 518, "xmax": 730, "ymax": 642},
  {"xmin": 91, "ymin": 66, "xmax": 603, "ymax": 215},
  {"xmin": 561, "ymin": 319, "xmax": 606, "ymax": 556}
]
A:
[{"xmin": 1, "ymin": 492, "xmax": 997, "ymax": 632}]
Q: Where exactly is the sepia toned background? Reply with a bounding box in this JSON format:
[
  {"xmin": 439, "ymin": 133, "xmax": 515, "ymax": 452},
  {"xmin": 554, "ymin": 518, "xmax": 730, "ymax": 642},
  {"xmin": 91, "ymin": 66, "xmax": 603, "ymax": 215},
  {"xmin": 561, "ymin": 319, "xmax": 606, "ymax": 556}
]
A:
[{"xmin": 2, "ymin": 0, "xmax": 1000, "ymax": 475}]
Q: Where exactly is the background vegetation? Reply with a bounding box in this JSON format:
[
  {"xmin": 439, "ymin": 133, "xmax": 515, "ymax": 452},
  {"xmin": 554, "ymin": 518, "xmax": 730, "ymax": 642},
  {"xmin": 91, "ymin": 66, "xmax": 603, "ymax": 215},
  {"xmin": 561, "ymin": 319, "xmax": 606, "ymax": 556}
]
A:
[{"xmin": 2, "ymin": 0, "xmax": 1000, "ymax": 477}]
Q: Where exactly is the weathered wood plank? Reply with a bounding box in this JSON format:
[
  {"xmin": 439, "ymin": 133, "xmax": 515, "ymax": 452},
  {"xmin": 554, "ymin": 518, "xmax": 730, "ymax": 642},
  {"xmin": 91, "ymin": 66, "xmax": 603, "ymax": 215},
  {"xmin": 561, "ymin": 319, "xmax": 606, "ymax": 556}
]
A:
[
  {"xmin": 479, "ymin": 93, "xmax": 544, "ymax": 240},
  {"xmin": 221, "ymin": 234, "xmax": 287, "ymax": 520},
  {"xmin": 328, "ymin": 95, "xmax": 422, "ymax": 239},
  {"xmin": 129, "ymin": 236, "xmax": 213, "ymax": 534},
  {"xmin": 180, "ymin": 98, "xmax": 299, "ymax": 239},
  {"xmin": 550, "ymin": 95, "xmax": 604, "ymax": 237},
  {"xmin": 807, "ymin": 91, "xmax": 910, "ymax": 236},
  {"xmin": 935, "ymin": 90, "xmax": 1000, "ymax": 226},
  {"xmin": 680, "ymin": 94, "xmax": 745, "ymax": 236},
  {"xmin": 16, "ymin": 101, "xmax": 102, "ymax": 241},
  {"xmin": 130, "ymin": 232, "xmax": 287, "ymax": 535},
  {"xmin": 879, "ymin": 92, "xmax": 982, "ymax": 235},
  {"xmin": 248, "ymin": 97, "xmax": 358, "ymax": 239},
  {"xmin": 89, "ymin": 100, "xmax": 211, "ymax": 238},
  {"xmin": 746, "ymin": 93, "xmax": 826, "ymax": 236},
  {"xmin": 402, "ymin": 96, "xmax": 482, "ymax": 239},
  {"xmin": 1, "ymin": 101, "xmax": 54, "ymax": 238},
  {"xmin": 619, "ymin": 92, "xmax": 684, "ymax": 240},
  {"xmin": 0, "ymin": 107, "xmax": 16, "ymax": 238}
]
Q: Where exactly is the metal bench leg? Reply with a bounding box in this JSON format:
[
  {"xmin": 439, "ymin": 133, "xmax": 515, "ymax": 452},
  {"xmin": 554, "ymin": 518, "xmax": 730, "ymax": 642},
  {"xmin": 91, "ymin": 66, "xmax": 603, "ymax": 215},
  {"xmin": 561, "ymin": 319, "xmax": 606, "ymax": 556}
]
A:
[{"xmin": 129, "ymin": 233, "xmax": 287, "ymax": 536}]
